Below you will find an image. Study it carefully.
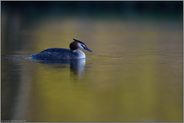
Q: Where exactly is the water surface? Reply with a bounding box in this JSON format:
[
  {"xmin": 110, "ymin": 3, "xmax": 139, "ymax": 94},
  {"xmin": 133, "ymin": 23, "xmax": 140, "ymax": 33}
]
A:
[{"xmin": 1, "ymin": 2, "xmax": 183, "ymax": 122}]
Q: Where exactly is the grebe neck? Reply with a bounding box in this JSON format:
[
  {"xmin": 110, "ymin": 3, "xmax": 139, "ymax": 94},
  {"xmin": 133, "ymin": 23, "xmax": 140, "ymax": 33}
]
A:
[{"xmin": 72, "ymin": 49, "xmax": 86, "ymax": 59}]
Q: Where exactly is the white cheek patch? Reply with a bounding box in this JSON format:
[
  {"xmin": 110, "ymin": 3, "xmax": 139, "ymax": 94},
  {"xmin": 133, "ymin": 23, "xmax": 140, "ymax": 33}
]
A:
[{"xmin": 77, "ymin": 43, "xmax": 84, "ymax": 49}]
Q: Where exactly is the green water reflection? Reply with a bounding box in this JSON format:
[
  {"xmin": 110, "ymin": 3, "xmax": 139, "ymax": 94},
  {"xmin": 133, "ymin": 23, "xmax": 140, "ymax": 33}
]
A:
[{"xmin": 1, "ymin": 1, "xmax": 183, "ymax": 122}]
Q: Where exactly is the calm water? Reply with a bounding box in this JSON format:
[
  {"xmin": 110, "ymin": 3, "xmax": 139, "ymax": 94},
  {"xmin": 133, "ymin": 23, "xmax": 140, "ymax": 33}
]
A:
[{"xmin": 1, "ymin": 3, "xmax": 183, "ymax": 122}]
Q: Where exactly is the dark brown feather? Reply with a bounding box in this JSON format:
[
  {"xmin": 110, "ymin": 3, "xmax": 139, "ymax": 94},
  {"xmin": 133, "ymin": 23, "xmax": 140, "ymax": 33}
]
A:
[
  {"xmin": 69, "ymin": 41, "xmax": 78, "ymax": 51},
  {"xmin": 73, "ymin": 39, "xmax": 85, "ymax": 45}
]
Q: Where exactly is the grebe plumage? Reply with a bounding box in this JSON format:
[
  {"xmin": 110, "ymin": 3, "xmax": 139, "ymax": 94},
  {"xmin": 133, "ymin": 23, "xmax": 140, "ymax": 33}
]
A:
[{"xmin": 31, "ymin": 39, "xmax": 92, "ymax": 61}]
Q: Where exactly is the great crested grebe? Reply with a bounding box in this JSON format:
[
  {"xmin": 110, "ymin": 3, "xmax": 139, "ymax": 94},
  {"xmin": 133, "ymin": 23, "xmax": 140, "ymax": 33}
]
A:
[{"xmin": 31, "ymin": 39, "xmax": 92, "ymax": 61}]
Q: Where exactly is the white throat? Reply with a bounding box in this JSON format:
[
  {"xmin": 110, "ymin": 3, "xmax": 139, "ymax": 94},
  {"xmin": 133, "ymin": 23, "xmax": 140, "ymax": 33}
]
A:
[{"xmin": 73, "ymin": 49, "xmax": 86, "ymax": 59}]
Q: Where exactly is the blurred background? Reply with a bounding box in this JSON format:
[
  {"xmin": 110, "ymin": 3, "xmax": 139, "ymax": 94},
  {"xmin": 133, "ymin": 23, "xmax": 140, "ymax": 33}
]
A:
[{"xmin": 1, "ymin": 1, "xmax": 183, "ymax": 122}]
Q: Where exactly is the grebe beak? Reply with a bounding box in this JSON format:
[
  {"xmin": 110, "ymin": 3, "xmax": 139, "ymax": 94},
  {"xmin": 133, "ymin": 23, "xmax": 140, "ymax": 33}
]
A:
[{"xmin": 84, "ymin": 46, "xmax": 92, "ymax": 52}]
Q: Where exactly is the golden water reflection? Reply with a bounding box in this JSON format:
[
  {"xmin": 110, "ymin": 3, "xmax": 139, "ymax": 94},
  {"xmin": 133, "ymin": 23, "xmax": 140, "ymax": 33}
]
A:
[{"xmin": 2, "ymin": 18, "xmax": 182, "ymax": 122}]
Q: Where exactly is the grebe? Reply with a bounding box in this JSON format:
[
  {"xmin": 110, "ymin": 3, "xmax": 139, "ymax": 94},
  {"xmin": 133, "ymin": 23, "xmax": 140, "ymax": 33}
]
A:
[{"xmin": 31, "ymin": 39, "xmax": 92, "ymax": 61}]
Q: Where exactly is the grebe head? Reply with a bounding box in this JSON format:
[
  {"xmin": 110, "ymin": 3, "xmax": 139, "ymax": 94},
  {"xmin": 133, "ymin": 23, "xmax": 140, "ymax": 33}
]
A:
[{"xmin": 70, "ymin": 39, "xmax": 92, "ymax": 52}]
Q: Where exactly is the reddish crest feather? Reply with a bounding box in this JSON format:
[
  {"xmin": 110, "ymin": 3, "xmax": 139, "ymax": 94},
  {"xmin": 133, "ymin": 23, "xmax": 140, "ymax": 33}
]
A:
[{"xmin": 69, "ymin": 41, "xmax": 78, "ymax": 51}]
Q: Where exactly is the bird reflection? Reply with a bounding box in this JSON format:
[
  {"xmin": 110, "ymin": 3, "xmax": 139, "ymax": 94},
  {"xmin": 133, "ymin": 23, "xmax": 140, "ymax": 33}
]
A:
[
  {"xmin": 70, "ymin": 59, "xmax": 86, "ymax": 77},
  {"xmin": 34, "ymin": 59, "xmax": 86, "ymax": 77}
]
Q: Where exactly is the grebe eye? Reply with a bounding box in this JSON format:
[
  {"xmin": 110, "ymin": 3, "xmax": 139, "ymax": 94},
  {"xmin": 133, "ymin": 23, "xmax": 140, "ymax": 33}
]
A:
[{"xmin": 81, "ymin": 44, "xmax": 86, "ymax": 48}]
